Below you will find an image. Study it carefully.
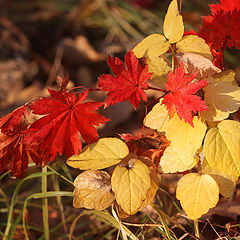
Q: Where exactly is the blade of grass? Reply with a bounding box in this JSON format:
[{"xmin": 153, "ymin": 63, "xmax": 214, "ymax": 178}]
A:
[
  {"xmin": 9, "ymin": 208, "xmax": 24, "ymax": 240},
  {"xmin": 151, "ymin": 203, "xmax": 177, "ymax": 240},
  {"xmin": 68, "ymin": 212, "xmax": 85, "ymax": 240},
  {"xmin": 47, "ymin": 165, "xmax": 74, "ymax": 186},
  {"xmin": 38, "ymin": 214, "xmax": 76, "ymax": 240},
  {"xmin": 51, "ymin": 173, "xmax": 68, "ymax": 234},
  {"xmin": 0, "ymin": 188, "xmax": 9, "ymax": 209},
  {"xmin": 23, "ymin": 191, "xmax": 73, "ymax": 240},
  {"xmin": 3, "ymin": 171, "xmax": 54, "ymax": 240},
  {"xmin": 42, "ymin": 166, "xmax": 50, "ymax": 240},
  {"xmin": 80, "ymin": 210, "xmax": 139, "ymax": 240},
  {"xmin": 0, "ymin": 170, "xmax": 10, "ymax": 181}
]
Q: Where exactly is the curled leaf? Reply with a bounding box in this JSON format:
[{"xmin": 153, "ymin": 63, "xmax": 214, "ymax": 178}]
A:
[
  {"xmin": 176, "ymin": 52, "xmax": 221, "ymax": 80},
  {"xmin": 73, "ymin": 170, "xmax": 115, "ymax": 210}
]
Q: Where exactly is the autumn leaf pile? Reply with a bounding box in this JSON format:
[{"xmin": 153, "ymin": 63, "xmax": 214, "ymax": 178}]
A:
[{"xmin": 1, "ymin": 0, "xmax": 240, "ymax": 221}]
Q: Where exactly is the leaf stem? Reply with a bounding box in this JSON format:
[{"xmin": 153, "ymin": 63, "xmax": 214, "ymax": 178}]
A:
[
  {"xmin": 171, "ymin": 44, "xmax": 176, "ymax": 71},
  {"xmin": 194, "ymin": 219, "xmax": 200, "ymax": 239},
  {"xmin": 42, "ymin": 166, "xmax": 50, "ymax": 240},
  {"xmin": 147, "ymin": 86, "xmax": 168, "ymax": 93},
  {"xmin": 67, "ymin": 86, "xmax": 102, "ymax": 93}
]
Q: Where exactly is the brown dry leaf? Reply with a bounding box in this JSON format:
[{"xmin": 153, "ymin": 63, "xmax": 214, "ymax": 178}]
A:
[
  {"xmin": 73, "ymin": 170, "xmax": 115, "ymax": 210},
  {"xmin": 111, "ymin": 157, "xmax": 151, "ymax": 215},
  {"xmin": 176, "ymin": 52, "xmax": 221, "ymax": 79}
]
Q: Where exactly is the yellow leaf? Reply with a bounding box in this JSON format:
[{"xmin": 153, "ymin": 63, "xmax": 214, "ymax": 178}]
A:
[
  {"xmin": 73, "ymin": 170, "xmax": 115, "ymax": 210},
  {"xmin": 214, "ymin": 70, "xmax": 237, "ymax": 85},
  {"xmin": 160, "ymin": 145, "xmax": 198, "ymax": 173},
  {"xmin": 146, "ymin": 57, "xmax": 171, "ymax": 88},
  {"xmin": 176, "ymin": 173, "xmax": 219, "ymax": 220},
  {"xmin": 133, "ymin": 34, "xmax": 170, "ymax": 58},
  {"xmin": 138, "ymin": 158, "xmax": 159, "ymax": 210},
  {"xmin": 176, "ymin": 35, "xmax": 212, "ymax": 60},
  {"xmin": 115, "ymin": 203, "xmax": 130, "ymax": 219},
  {"xmin": 201, "ymin": 81, "xmax": 240, "ymax": 122},
  {"xmin": 144, "ymin": 100, "xmax": 169, "ymax": 132},
  {"xmin": 202, "ymin": 159, "xmax": 237, "ymax": 198},
  {"xmin": 165, "ymin": 115, "xmax": 207, "ymax": 165},
  {"xmin": 163, "ymin": 0, "xmax": 184, "ymax": 43},
  {"xmin": 67, "ymin": 138, "xmax": 129, "ymax": 170},
  {"xmin": 177, "ymin": 52, "xmax": 221, "ymax": 80},
  {"xmin": 111, "ymin": 158, "xmax": 151, "ymax": 215},
  {"xmin": 203, "ymin": 120, "xmax": 240, "ymax": 177}
]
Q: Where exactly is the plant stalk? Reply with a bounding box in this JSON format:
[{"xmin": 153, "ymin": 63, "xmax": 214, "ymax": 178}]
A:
[
  {"xmin": 42, "ymin": 166, "xmax": 50, "ymax": 240},
  {"xmin": 194, "ymin": 219, "xmax": 200, "ymax": 239}
]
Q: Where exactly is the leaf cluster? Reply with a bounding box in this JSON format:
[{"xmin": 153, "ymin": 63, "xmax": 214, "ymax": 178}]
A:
[{"xmin": 1, "ymin": 0, "xmax": 240, "ymax": 227}]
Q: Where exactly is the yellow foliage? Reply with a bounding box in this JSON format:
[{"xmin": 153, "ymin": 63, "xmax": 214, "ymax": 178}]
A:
[
  {"xmin": 144, "ymin": 100, "xmax": 169, "ymax": 132},
  {"xmin": 111, "ymin": 158, "xmax": 151, "ymax": 215},
  {"xmin": 146, "ymin": 57, "xmax": 171, "ymax": 87},
  {"xmin": 160, "ymin": 145, "xmax": 198, "ymax": 173},
  {"xmin": 164, "ymin": 115, "xmax": 207, "ymax": 165},
  {"xmin": 163, "ymin": 0, "xmax": 184, "ymax": 43},
  {"xmin": 176, "ymin": 173, "xmax": 219, "ymax": 220},
  {"xmin": 201, "ymin": 81, "xmax": 240, "ymax": 122},
  {"xmin": 203, "ymin": 120, "xmax": 240, "ymax": 177},
  {"xmin": 67, "ymin": 138, "xmax": 129, "ymax": 170},
  {"xmin": 176, "ymin": 35, "xmax": 212, "ymax": 60},
  {"xmin": 138, "ymin": 158, "xmax": 159, "ymax": 210},
  {"xmin": 202, "ymin": 159, "xmax": 237, "ymax": 198},
  {"xmin": 73, "ymin": 170, "xmax": 115, "ymax": 210},
  {"xmin": 133, "ymin": 34, "xmax": 170, "ymax": 58},
  {"xmin": 214, "ymin": 70, "xmax": 237, "ymax": 85}
]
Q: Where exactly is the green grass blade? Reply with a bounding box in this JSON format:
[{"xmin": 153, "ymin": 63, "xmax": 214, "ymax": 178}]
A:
[
  {"xmin": 23, "ymin": 191, "xmax": 73, "ymax": 240},
  {"xmin": 42, "ymin": 166, "xmax": 50, "ymax": 240},
  {"xmin": 3, "ymin": 171, "xmax": 54, "ymax": 240}
]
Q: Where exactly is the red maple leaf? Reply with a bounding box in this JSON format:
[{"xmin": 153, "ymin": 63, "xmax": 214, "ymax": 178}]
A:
[
  {"xmin": 0, "ymin": 106, "xmax": 28, "ymax": 134},
  {"xmin": 162, "ymin": 62, "xmax": 208, "ymax": 127},
  {"xmin": 199, "ymin": 1, "xmax": 240, "ymax": 69},
  {"xmin": 0, "ymin": 119, "xmax": 46, "ymax": 177},
  {"xmin": 98, "ymin": 50, "xmax": 152, "ymax": 109},
  {"xmin": 26, "ymin": 89, "xmax": 109, "ymax": 160},
  {"xmin": 210, "ymin": 0, "xmax": 240, "ymax": 14}
]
